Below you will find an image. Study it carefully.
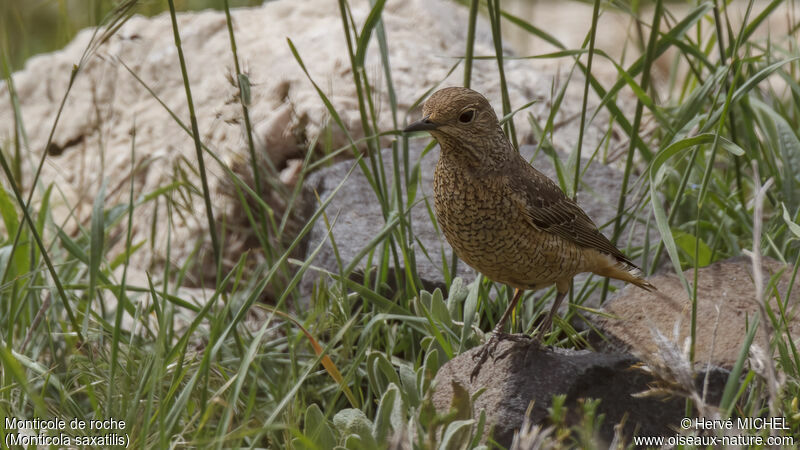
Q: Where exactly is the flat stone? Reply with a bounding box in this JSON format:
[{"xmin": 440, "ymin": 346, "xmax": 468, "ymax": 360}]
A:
[{"xmin": 595, "ymin": 256, "xmax": 800, "ymax": 368}]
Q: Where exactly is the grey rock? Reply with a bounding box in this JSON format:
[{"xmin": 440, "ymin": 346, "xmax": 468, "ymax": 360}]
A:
[
  {"xmin": 299, "ymin": 142, "xmax": 654, "ymax": 303},
  {"xmin": 432, "ymin": 339, "xmax": 728, "ymax": 447}
]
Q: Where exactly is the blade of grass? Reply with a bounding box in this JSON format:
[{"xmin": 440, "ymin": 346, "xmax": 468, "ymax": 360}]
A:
[
  {"xmin": 573, "ymin": 0, "xmax": 602, "ymax": 200},
  {"xmin": 88, "ymin": 179, "xmax": 106, "ymax": 311},
  {"xmin": 166, "ymin": 0, "xmax": 221, "ymax": 275},
  {"xmin": 463, "ymin": 0, "xmax": 479, "ymax": 88}
]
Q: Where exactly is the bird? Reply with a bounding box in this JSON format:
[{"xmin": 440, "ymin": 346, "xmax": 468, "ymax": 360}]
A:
[{"xmin": 403, "ymin": 87, "xmax": 655, "ymax": 377}]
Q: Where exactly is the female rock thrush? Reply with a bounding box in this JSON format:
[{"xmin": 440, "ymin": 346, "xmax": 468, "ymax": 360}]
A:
[{"xmin": 404, "ymin": 87, "xmax": 654, "ymax": 374}]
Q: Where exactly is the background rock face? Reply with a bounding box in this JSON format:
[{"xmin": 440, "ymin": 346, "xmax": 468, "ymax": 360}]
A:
[
  {"xmin": 597, "ymin": 256, "xmax": 800, "ymax": 368},
  {"xmin": 301, "ymin": 143, "xmax": 654, "ymax": 303},
  {"xmin": 0, "ymin": 0, "xmax": 622, "ymax": 290}
]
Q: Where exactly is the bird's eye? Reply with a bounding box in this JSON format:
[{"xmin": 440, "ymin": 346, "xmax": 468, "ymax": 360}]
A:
[{"xmin": 458, "ymin": 109, "xmax": 475, "ymax": 123}]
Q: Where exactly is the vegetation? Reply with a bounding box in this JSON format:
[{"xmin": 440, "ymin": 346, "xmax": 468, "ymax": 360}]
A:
[{"xmin": 1, "ymin": 0, "xmax": 799, "ymax": 448}]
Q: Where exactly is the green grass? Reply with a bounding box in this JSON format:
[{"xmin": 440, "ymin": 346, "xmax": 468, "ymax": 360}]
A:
[{"xmin": 2, "ymin": 0, "xmax": 800, "ymax": 448}]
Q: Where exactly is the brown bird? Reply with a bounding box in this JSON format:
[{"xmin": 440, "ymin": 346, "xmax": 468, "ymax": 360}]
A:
[{"xmin": 404, "ymin": 87, "xmax": 654, "ymax": 374}]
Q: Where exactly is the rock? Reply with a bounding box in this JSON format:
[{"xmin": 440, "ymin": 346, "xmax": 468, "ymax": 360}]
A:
[
  {"xmin": 300, "ymin": 143, "xmax": 654, "ymax": 301},
  {"xmin": 431, "ymin": 339, "xmax": 726, "ymax": 447},
  {"xmin": 595, "ymin": 256, "xmax": 800, "ymax": 368}
]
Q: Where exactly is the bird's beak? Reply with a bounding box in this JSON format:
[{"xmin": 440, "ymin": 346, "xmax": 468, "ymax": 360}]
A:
[{"xmin": 403, "ymin": 115, "xmax": 439, "ymax": 133}]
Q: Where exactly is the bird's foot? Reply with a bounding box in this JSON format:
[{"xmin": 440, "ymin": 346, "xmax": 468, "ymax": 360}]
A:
[
  {"xmin": 470, "ymin": 334, "xmax": 498, "ymax": 382},
  {"xmin": 470, "ymin": 332, "xmax": 532, "ymax": 381},
  {"xmin": 531, "ymin": 316, "xmax": 554, "ymax": 343},
  {"xmin": 493, "ymin": 331, "xmax": 531, "ymax": 343}
]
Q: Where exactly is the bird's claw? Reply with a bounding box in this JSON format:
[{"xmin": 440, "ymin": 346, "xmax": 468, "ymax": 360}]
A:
[
  {"xmin": 494, "ymin": 332, "xmax": 531, "ymax": 343},
  {"xmin": 470, "ymin": 335, "xmax": 497, "ymax": 382},
  {"xmin": 470, "ymin": 332, "xmax": 531, "ymax": 381}
]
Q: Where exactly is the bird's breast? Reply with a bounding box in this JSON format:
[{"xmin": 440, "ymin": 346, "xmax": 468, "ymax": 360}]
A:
[
  {"xmin": 434, "ymin": 159, "xmax": 520, "ymax": 266},
  {"xmin": 432, "ymin": 157, "xmax": 588, "ymax": 289}
]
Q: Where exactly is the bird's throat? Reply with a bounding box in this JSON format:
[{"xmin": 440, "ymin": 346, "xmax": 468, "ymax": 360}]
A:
[{"xmin": 437, "ymin": 140, "xmax": 484, "ymax": 168}]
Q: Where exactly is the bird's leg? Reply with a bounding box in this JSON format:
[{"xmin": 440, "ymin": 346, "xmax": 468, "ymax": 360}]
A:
[
  {"xmin": 534, "ymin": 289, "xmax": 568, "ymax": 340},
  {"xmin": 470, "ymin": 288, "xmax": 525, "ymax": 381},
  {"xmin": 490, "ymin": 288, "xmax": 524, "ymax": 339}
]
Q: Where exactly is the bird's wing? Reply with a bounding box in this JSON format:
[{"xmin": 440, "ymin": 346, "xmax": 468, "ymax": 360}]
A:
[{"xmin": 508, "ymin": 157, "xmax": 636, "ymax": 268}]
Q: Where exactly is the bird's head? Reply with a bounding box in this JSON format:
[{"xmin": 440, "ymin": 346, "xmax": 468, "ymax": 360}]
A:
[{"xmin": 404, "ymin": 87, "xmax": 509, "ymax": 163}]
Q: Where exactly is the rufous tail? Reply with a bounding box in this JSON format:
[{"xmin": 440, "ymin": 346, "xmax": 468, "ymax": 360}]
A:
[{"xmin": 595, "ymin": 263, "xmax": 656, "ymax": 292}]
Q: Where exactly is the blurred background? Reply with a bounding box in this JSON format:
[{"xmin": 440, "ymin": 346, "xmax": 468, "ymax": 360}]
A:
[
  {"xmin": 3, "ymin": 0, "xmax": 778, "ymax": 87},
  {"xmin": 1, "ymin": 0, "xmax": 263, "ymax": 71}
]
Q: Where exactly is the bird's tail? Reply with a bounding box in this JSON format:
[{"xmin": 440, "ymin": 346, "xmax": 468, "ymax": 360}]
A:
[{"xmin": 595, "ymin": 262, "xmax": 656, "ymax": 292}]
